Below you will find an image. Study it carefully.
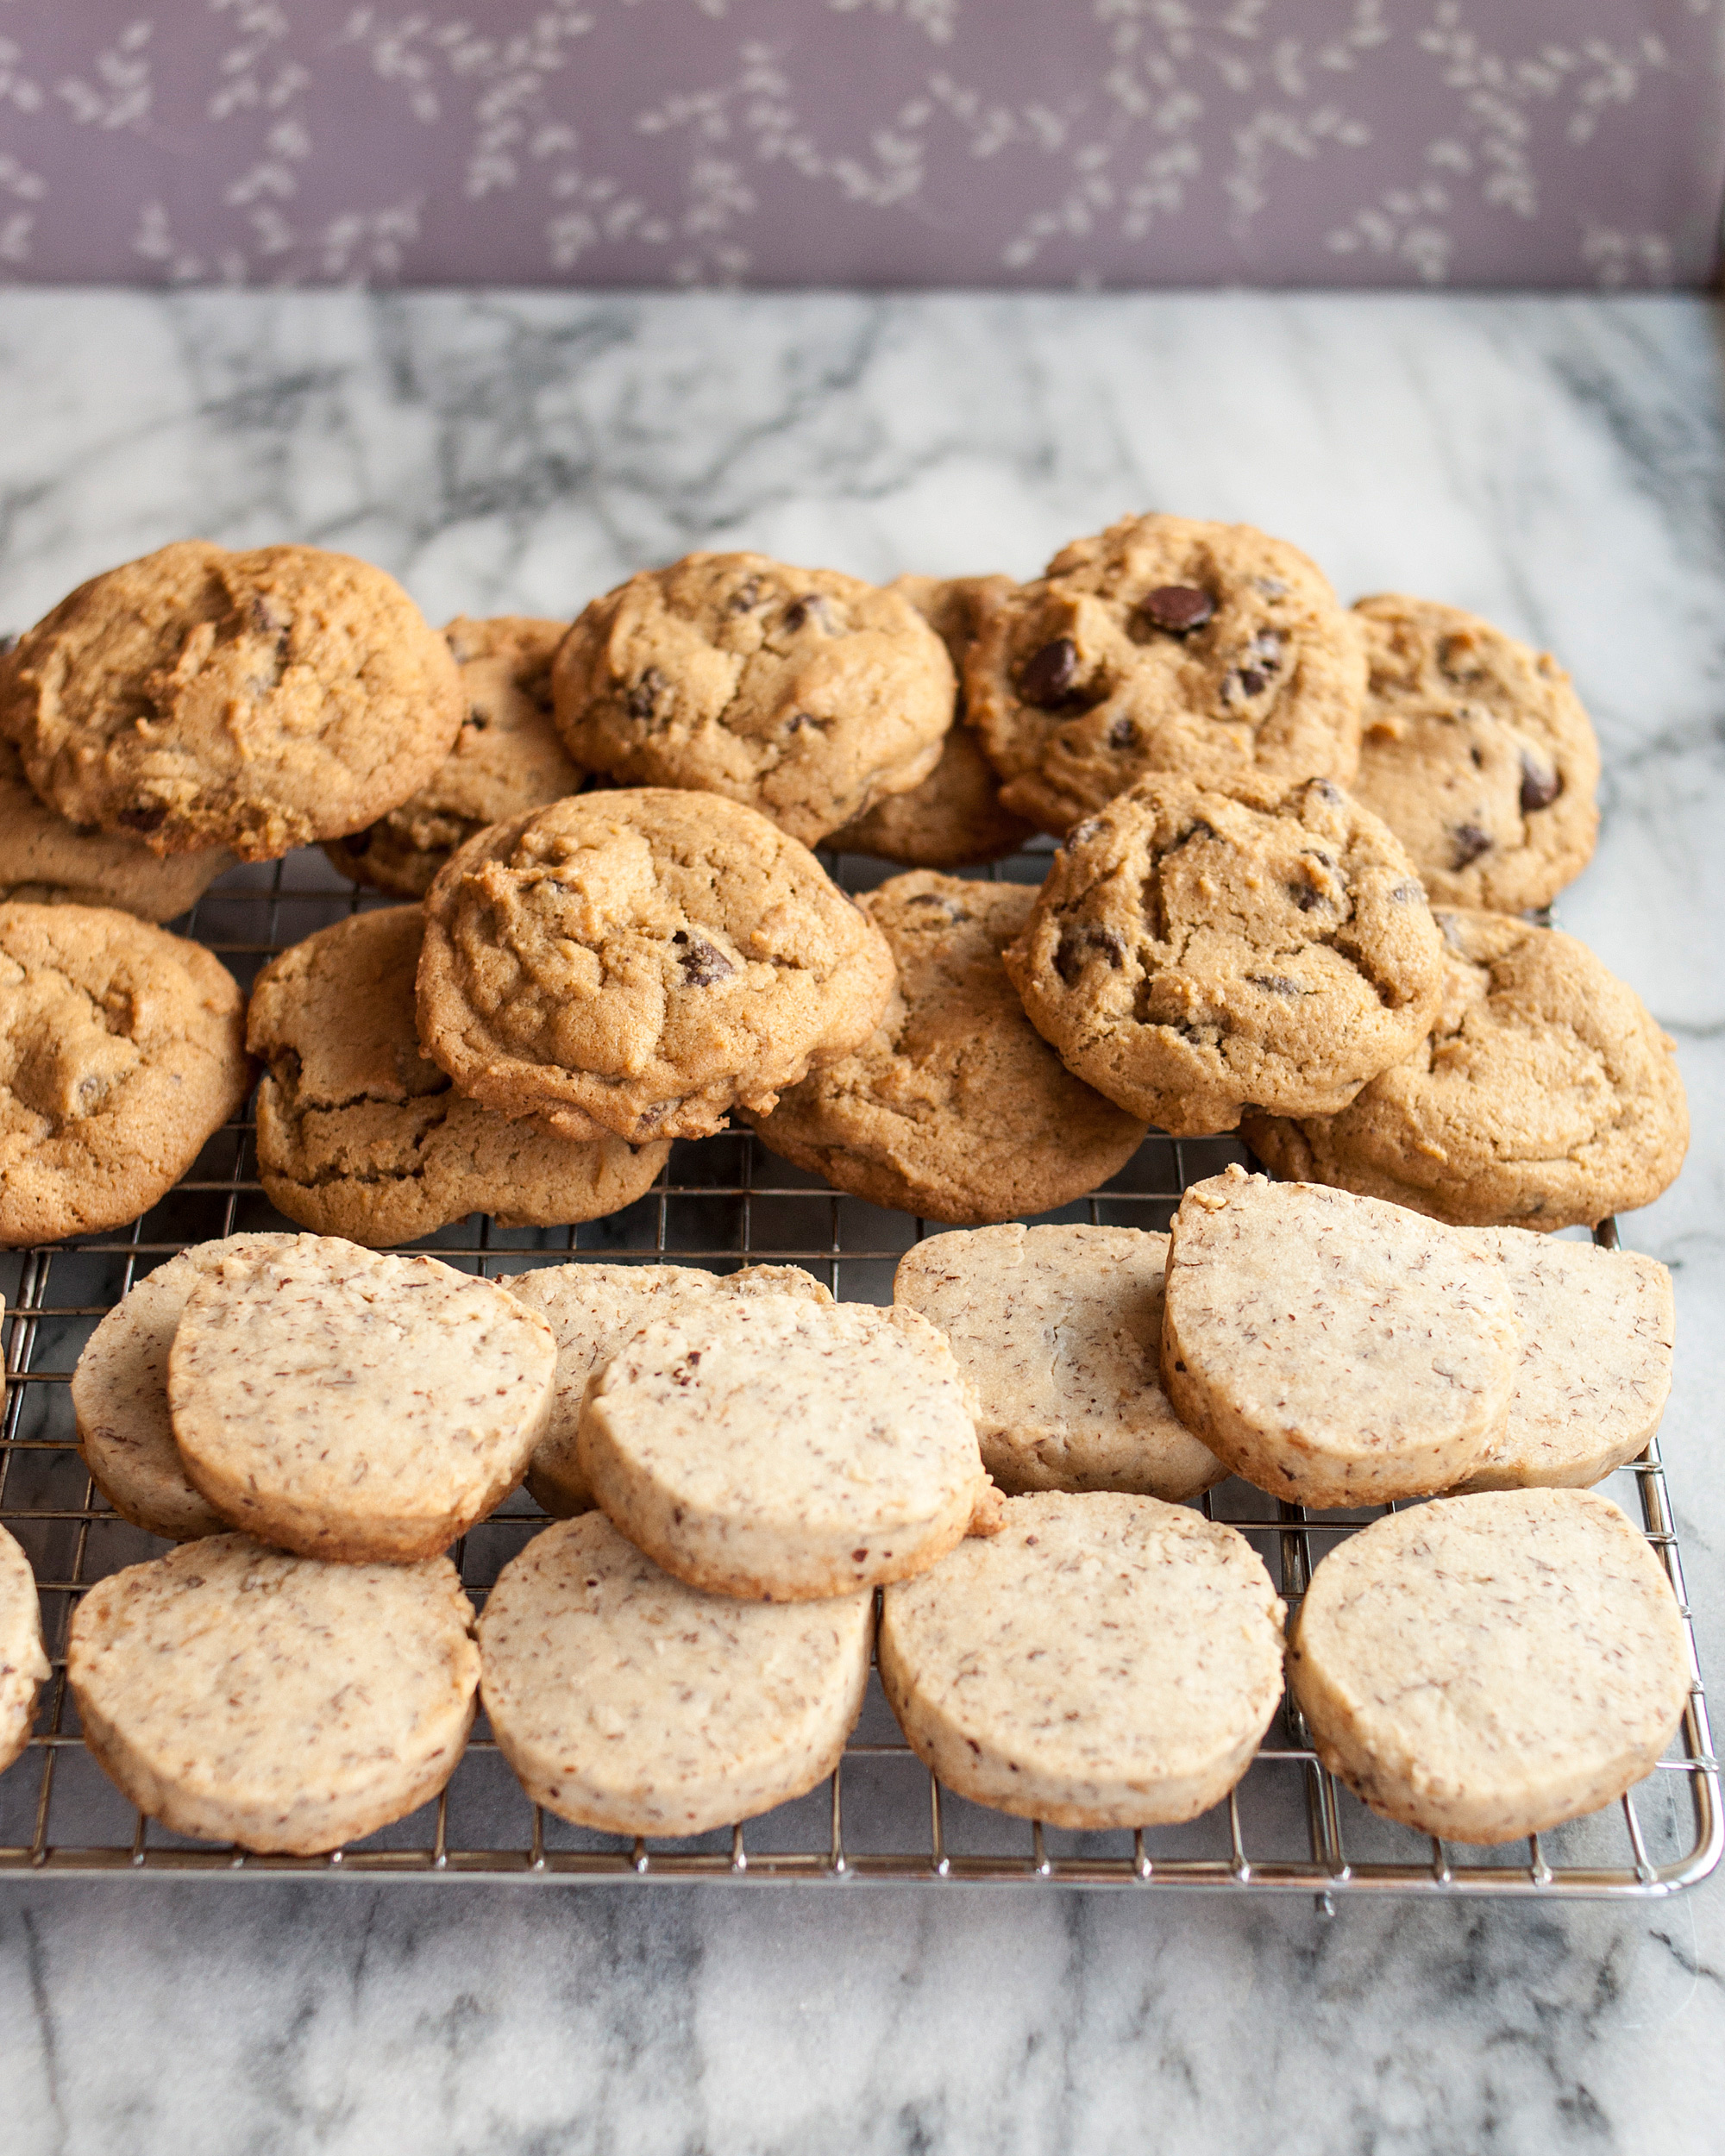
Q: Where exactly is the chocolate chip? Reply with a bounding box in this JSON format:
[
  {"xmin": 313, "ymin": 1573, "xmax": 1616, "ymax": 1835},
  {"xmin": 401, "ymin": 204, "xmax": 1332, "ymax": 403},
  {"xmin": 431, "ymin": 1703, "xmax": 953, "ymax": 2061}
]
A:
[
  {"xmin": 1519, "ymin": 754, "xmax": 1562, "ymax": 813},
  {"xmin": 671, "ymin": 930, "xmax": 735, "ymax": 987},
  {"xmin": 118, "ymin": 799, "xmax": 167, "ymax": 833},
  {"xmin": 784, "ymin": 710, "xmax": 828, "ymax": 734},
  {"xmin": 1289, "ymin": 882, "xmax": 1324, "ymax": 912},
  {"xmin": 1247, "ymin": 974, "xmax": 1307, "ymax": 997},
  {"xmin": 1053, "ymin": 926, "xmax": 1125, "ymax": 984},
  {"xmin": 1251, "ymin": 575, "xmax": 1289, "ymax": 599},
  {"xmin": 1107, "ymin": 716, "xmax": 1138, "ymax": 749},
  {"xmin": 1064, "ymin": 817, "xmax": 1103, "ymax": 849},
  {"xmin": 1138, "ymin": 586, "xmax": 1215, "ymax": 634},
  {"xmin": 725, "ymin": 576, "xmax": 762, "ymax": 615},
  {"xmin": 248, "ymin": 594, "xmax": 290, "ymax": 637},
  {"xmin": 1450, "ymin": 824, "xmax": 1492, "ymax": 868},
  {"xmin": 464, "ymin": 705, "xmax": 490, "ymax": 732},
  {"xmin": 1017, "ymin": 636, "xmax": 1078, "ymax": 707},
  {"xmin": 783, "ymin": 594, "xmax": 832, "ymax": 634},
  {"xmin": 340, "ymin": 826, "xmax": 375, "ymax": 859},
  {"xmin": 1389, "ymin": 881, "xmax": 1423, "ymax": 903},
  {"xmin": 906, "ymin": 893, "xmax": 969, "ymax": 920},
  {"xmin": 1054, "ymin": 936, "xmax": 1087, "ymax": 987},
  {"xmin": 626, "ymin": 667, "xmax": 668, "ymax": 722},
  {"xmin": 1235, "ymin": 668, "xmax": 1269, "ymax": 696},
  {"xmin": 850, "ymin": 1549, "xmax": 868, "ymax": 1563}
]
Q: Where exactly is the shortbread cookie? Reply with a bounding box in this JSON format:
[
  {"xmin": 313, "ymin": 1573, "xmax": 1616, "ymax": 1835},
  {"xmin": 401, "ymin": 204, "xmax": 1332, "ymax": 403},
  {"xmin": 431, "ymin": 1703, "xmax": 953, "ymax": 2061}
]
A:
[
  {"xmin": 480, "ymin": 1512, "xmax": 872, "ymax": 1836},
  {"xmin": 1004, "ymin": 776, "xmax": 1443, "ymax": 1136},
  {"xmin": 551, "ymin": 552, "xmax": 955, "ymax": 845},
  {"xmin": 744, "ymin": 873, "xmax": 1147, "ymax": 1223},
  {"xmin": 1162, "ymin": 1170, "xmax": 1521, "ymax": 1507},
  {"xmin": 894, "ymin": 1224, "xmax": 1225, "ymax": 1500},
  {"xmin": 498, "ymin": 1261, "xmax": 832, "ymax": 1518},
  {"xmin": 879, "ymin": 1492, "xmax": 1283, "ymax": 1827},
  {"xmin": 0, "ymin": 542, "xmax": 464, "ymax": 859},
  {"xmin": 324, "ymin": 616, "xmax": 584, "ymax": 899},
  {"xmin": 0, "ymin": 902, "xmax": 250, "ymax": 1247},
  {"xmin": 71, "ymin": 1233, "xmax": 296, "ymax": 1541},
  {"xmin": 1243, "ymin": 910, "xmax": 1689, "ymax": 1230},
  {"xmin": 1350, "ymin": 595, "xmax": 1600, "ymax": 912},
  {"xmin": 580, "ymin": 1294, "xmax": 989, "ymax": 1601},
  {"xmin": 67, "ymin": 1534, "xmax": 478, "ymax": 1853},
  {"xmin": 167, "ymin": 1237, "xmax": 557, "ymax": 1562},
  {"xmin": 0, "ymin": 741, "xmax": 235, "ymax": 918},
  {"xmin": 1289, "ymin": 1489, "xmax": 1690, "ymax": 1844},
  {"xmin": 0, "ymin": 1523, "xmax": 48, "ymax": 1775},
  {"xmin": 966, "ymin": 515, "xmax": 1365, "ymax": 835},
  {"xmin": 1457, "ymin": 1230, "xmax": 1673, "ymax": 1490},
  {"xmin": 417, "ymin": 789, "xmax": 895, "ymax": 1144},
  {"xmin": 248, "ymin": 907, "xmax": 668, "ymax": 1246}
]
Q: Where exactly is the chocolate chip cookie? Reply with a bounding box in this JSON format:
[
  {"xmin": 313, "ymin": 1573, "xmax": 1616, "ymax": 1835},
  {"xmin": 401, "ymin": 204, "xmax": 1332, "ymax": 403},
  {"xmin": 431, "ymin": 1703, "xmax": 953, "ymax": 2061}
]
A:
[{"xmin": 0, "ymin": 740, "xmax": 234, "ymax": 918}]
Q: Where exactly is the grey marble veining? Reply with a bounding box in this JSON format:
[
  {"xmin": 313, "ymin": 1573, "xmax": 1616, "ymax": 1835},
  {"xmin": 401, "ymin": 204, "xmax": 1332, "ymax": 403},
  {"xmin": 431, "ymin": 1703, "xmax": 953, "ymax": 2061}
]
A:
[{"xmin": 1, "ymin": 288, "xmax": 1723, "ymax": 2152}]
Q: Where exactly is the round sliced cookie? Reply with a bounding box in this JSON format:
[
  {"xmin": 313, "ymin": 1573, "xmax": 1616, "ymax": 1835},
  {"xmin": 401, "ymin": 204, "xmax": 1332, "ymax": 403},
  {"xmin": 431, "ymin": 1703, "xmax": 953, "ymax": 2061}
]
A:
[
  {"xmin": 0, "ymin": 902, "xmax": 251, "ymax": 1248},
  {"xmin": 894, "ymin": 1224, "xmax": 1224, "ymax": 1501},
  {"xmin": 166, "ymin": 1235, "xmax": 557, "ymax": 1562},
  {"xmin": 72, "ymin": 1232, "xmax": 296, "ymax": 1541},
  {"xmin": 580, "ymin": 1294, "xmax": 991, "ymax": 1601},
  {"xmin": 0, "ymin": 542, "xmax": 464, "ymax": 860},
  {"xmin": 497, "ymin": 1260, "xmax": 832, "ymax": 1518},
  {"xmin": 1243, "ymin": 909, "xmax": 1689, "ymax": 1230},
  {"xmin": 66, "ymin": 1534, "xmax": 479, "ymax": 1853},
  {"xmin": 879, "ymin": 1491, "xmax": 1284, "ymax": 1827},
  {"xmin": 0, "ymin": 1522, "xmax": 48, "ymax": 1775},
  {"xmin": 965, "ymin": 514, "xmax": 1365, "ymax": 836},
  {"xmin": 1162, "ymin": 1169, "xmax": 1521, "ymax": 1507},
  {"xmin": 1289, "ymin": 1489, "xmax": 1690, "ymax": 1844},
  {"xmin": 1003, "ymin": 775, "xmax": 1443, "ymax": 1137},
  {"xmin": 416, "ymin": 789, "xmax": 895, "ymax": 1144},
  {"xmin": 1349, "ymin": 593, "xmax": 1600, "ymax": 912},
  {"xmin": 324, "ymin": 615, "xmax": 585, "ymax": 899},
  {"xmin": 0, "ymin": 740, "xmax": 235, "ymax": 918},
  {"xmin": 248, "ymin": 906, "xmax": 668, "ymax": 1247},
  {"xmin": 480, "ymin": 1512, "xmax": 872, "ymax": 1837},
  {"xmin": 743, "ymin": 872, "xmax": 1147, "ymax": 1224}
]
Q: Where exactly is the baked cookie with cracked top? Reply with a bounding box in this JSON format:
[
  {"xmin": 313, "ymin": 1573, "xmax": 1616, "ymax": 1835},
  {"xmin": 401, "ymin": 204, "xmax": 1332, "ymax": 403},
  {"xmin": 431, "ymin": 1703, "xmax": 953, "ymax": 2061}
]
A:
[
  {"xmin": 324, "ymin": 615, "xmax": 585, "ymax": 899},
  {"xmin": 743, "ymin": 871, "xmax": 1147, "ymax": 1224},
  {"xmin": 0, "ymin": 740, "xmax": 235, "ymax": 918},
  {"xmin": 965, "ymin": 514, "xmax": 1365, "ymax": 835},
  {"xmin": 1243, "ymin": 909, "xmax": 1688, "ymax": 1230},
  {"xmin": 550, "ymin": 552, "xmax": 954, "ymax": 845},
  {"xmin": 416, "ymin": 789, "xmax": 895, "ymax": 1144},
  {"xmin": 248, "ymin": 906, "xmax": 668, "ymax": 1247},
  {"xmin": 0, "ymin": 541, "xmax": 464, "ymax": 859},
  {"xmin": 0, "ymin": 1522, "xmax": 48, "ymax": 1776},
  {"xmin": 1349, "ymin": 594, "xmax": 1600, "ymax": 911},
  {"xmin": 1003, "ymin": 775, "xmax": 1443, "ymax": 1138}
]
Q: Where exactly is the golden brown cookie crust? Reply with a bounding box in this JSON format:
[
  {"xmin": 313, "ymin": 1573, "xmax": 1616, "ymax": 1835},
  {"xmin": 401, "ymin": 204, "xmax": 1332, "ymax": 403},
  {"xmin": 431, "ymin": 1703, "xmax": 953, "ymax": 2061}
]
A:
[{"xmin": 0, "ymin": 740, "xmax": 234, "ymax": 918}]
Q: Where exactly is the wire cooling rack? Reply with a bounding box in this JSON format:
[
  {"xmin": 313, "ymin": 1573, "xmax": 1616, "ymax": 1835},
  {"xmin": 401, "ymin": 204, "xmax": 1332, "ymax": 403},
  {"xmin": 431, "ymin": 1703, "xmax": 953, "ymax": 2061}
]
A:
[{"xmin": 0, "ymin": 845, "xmax": 1716, "ymax": 1903}]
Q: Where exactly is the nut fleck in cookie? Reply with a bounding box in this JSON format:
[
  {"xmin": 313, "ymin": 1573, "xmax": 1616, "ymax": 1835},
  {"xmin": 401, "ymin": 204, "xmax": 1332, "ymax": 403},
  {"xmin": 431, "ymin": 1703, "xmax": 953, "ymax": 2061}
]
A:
[
  {"xmin": 1350, "ymin": 594, "xmax": 1600, "ymax": 912},
  {"xmin": 497, "ymin": 1261, "xmax": 832, "ymax": 1519},
  {"xmin": 1289, "ymin": 1489, "xmax": 1690, "ymax": 1844},
  {"xmin": 0, "ymin": 1522, "xmax": 48, "ymax": 1776},
  {"xmin": 67, "ymin": 1535, "xmax": 479, "ymax": 1854},
  {"xmin": 550, "ymin": 552, "xmax": 954, "ymax": 845},
  {"xmin": 0, "ymin": 740, "xmax": 235, "ymax": 918},
  {"xmin": 744, "ymin": 872, "xmax": 1147, "ymax": 1224},
  {"xmin": 480, "ymin": 1513, "xmax": 872, "ymax": 1837},
  {"xmin": 249, "ymin": 906, "xmax": 668, "ymax": 1247},
  {"xmin": 167, "ymin": 1236, "xmax": 557, "ymax": 1562},
  {"xmin": 1162, "ymin": 1170, "xmax": 1521, "ymax": 1507},
  {"xmin": 1003, "ymin": 776, "xmax": 1443, "ymax": 1137},
  {"xmin": 1244, "ymin": 909, "xmax": 1689, "ymax": 1230},
  {"xmin": 965, "ymin": 514, "xmax": 1365, "ymax": 835},
  {"xmin": 71, "ymin": 1233, "xmax": 295, "ymax": 1542},
  {"xmin": 325, "ymin": 616, "xmax": 584, "ymax": 899},
  {"xmin": 0, "ymin": 542, "xmax": 463, "ymax": 860},
  {"xmin": 417, "ymin": 789, "xmax": 895, "ymax": 1144},
  {"xmin": 580, "ymin": 1294, "xmax": 990, "ymax": 1601},
  {"xmin": 879, "ymin": 1492, "xmax": 1284, "ymax": 1828},
  {"xmin": 894, "ymin": 1224, "xmax": 1225, "ymax": 1501},
  {"xmin": 0, "ymin": 902, "xmax": 250, "ymax": 1248}
]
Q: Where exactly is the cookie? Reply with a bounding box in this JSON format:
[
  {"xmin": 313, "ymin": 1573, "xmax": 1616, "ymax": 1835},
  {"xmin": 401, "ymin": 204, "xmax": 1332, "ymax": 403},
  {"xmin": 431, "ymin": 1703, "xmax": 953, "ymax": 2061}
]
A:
[
  {"xmin": 743, "ymin": 872, "xmax": 1147, "ymax": 1224},
  {"xmin": 1161, "ymin": 1169, "xmax": 1521, "ymax": 1507},
  {"xmin": 1289, "ymin": 1489, "xmax": 1690, "ymax": 1844},
  {"xmin": 166, "ymin": 1236, "xmax": 557, "ymax": 1562},
  {"xmin": 0, "ymin": 739, "xmax": 235, "ymax": 918},
  {"xmin": 1003, "ymin": 776, "xmax": 1443, "ymax": 1137},
  {"xmin": 66, "ymin": 1534, "xmax": 479, "ymax": 1853},
  {"xmin": 879, "ymin": 1491, "xmax": 1283, "ymax": 1828},
  {"xmin": 71, "ymin": 1232, "xmax": 296, "ymax": 1541},
  {"xmin": 549, "ymin": 552, "xmax": 954, "ymax": 845},
  {"xmin": 1456, "ymin": 1230, "xmax": 1673, "ymax": 1491},
  {"xmin": 0, "ymin": 541, "xmax": 464, "ymax": 860},
  {"xmin": 324, "ymin": 615, "xmax": 585, "ymax": 899},
  {"xmin": 894, "ymin": 1224, "xmax": 1225, "ymax": 1501},
  {"xmin": 1349, "ymin": 594, "xmax": 1600, "ymax": 912},
  {"xmin": 416, "ymin": 789, "xmax": 896, "ymax": 1144},
  {"xmin": 1242, "ymin": 909, "xmax": 1689, "ymax": 1230},
  {"xmin": 0, "ymin": 901, "xmax": 250, "ymax": 1247},
  {"xmin": 496, "ymin": 1260, "xmax": 832, "ymax": 1518},
  {"xmin": 248, "ymin": 906, "xmax": 668, "ymax": 1247},
  {"xmin": 965, "ymin": 514, "xmax": 1365, "ymax": 835},
  {"xmin": 579, "ymin": 1294, "xmax": 989, "ymax": 1601},
  {"xmin": 480, "ymin": 1512, "xmax": 872, "ymax": 1837},
  {"xmin": 0, "ymin": 1522, "xmax": 48, "ymax": 1776}
]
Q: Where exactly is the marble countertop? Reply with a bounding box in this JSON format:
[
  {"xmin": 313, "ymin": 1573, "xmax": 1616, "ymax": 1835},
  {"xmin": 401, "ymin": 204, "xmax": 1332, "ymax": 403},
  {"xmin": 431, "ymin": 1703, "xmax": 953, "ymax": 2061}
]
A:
[{"xmin": 3, "ymin": 287, "xmax": 1723, "ymax": 2153}]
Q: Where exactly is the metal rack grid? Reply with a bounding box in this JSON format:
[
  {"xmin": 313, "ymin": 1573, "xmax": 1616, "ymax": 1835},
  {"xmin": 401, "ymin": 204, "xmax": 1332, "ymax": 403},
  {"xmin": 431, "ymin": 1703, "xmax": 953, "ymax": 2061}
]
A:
[{"xmin": 0, "ymin": 849, "xmax": 1716, "ymax": 1902}]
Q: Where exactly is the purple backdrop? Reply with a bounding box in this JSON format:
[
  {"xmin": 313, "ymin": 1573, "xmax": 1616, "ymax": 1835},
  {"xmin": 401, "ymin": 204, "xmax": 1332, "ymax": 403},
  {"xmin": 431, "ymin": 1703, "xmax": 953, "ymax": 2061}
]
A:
[{"xmin": 0, "ymin": 2, "xmax": 1721, "ymax": 288}]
